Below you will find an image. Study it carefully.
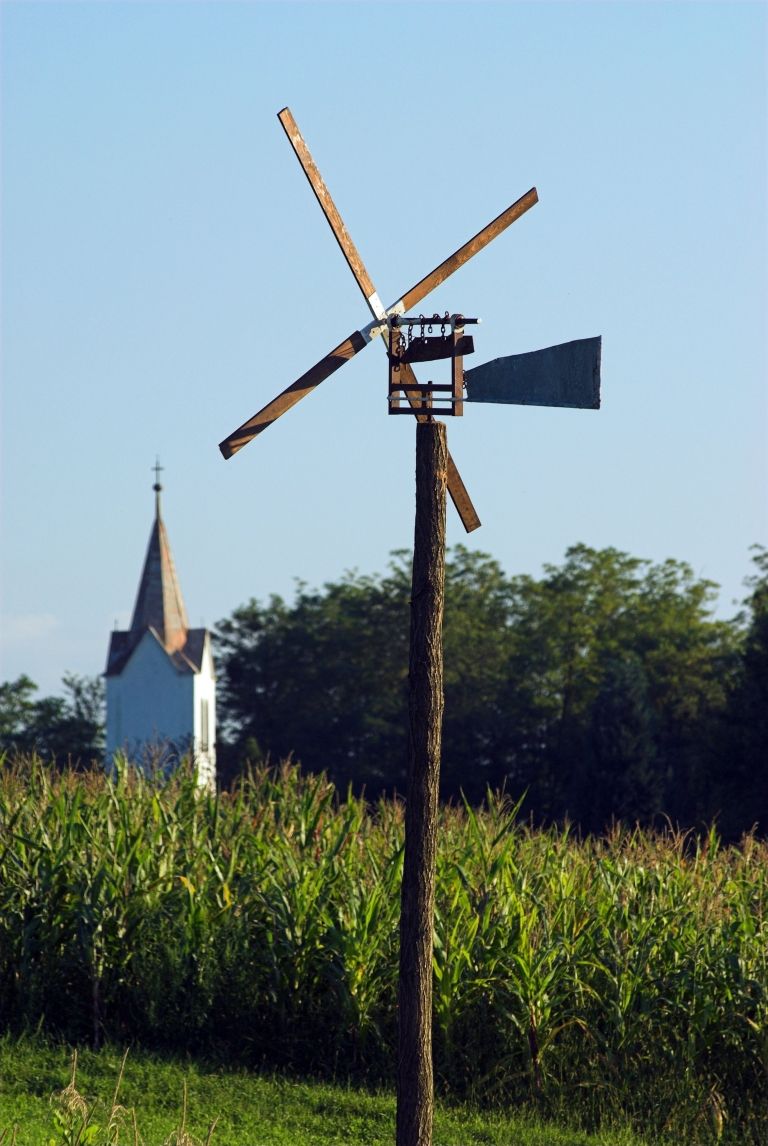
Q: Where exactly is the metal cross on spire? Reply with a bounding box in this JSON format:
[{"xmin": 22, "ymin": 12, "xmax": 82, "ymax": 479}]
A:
[
  {"xmin": 152, "ymin": 457, "xmax": 164, "ymax": 491},
  {"xmin": 217, "ymin": 107, "xmax": 602, "ymax": 1146},
  {"xmin": 152, "ymin": 457, "xmax": 164, "ymax": 517}
]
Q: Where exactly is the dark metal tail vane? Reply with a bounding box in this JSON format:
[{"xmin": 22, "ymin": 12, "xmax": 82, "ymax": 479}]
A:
[{"xmin": 464, "ymin": 336, "xmax": 601, "ymax": 410}]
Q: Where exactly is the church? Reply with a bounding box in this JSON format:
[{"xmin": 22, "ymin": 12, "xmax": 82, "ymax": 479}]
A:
[{"xmin": 104, "ymin": 469, "xmax": 216, "ymax": 786}]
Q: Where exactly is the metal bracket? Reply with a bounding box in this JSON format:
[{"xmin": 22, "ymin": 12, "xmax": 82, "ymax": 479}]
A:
[{"xmin": 388, "ymin": 315, "xmax": 478, "ymax": 417}]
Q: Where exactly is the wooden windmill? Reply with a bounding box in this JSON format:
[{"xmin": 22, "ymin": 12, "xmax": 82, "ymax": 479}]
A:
[{"xmin": 219, "ymin": 107, "xmax": 601, "ymax": 1146}]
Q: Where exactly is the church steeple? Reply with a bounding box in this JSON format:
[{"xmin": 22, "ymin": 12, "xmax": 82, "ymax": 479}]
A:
[
  {"xmin": 128, "ymin": 461, "xmax": 189, "ymax": 654},
  {"xmin": 105, "ymin": 462, "xmax": 216, "ymax": 785}
]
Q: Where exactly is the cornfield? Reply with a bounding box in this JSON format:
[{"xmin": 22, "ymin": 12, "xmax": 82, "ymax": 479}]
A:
[{"xmin": 0, "ymin": 755, "xmax": 766, "ymax": 1143}]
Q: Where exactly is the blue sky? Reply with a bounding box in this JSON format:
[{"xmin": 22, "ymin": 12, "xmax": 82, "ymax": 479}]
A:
[{"xmin": 2, "ymin": 1, "xmax": 766, "ymax": 697}]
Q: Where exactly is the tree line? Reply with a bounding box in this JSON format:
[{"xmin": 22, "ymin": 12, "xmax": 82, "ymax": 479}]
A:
[
  {"xmin": 215, "ymin": 543, "xmax": 766, "ymax": 837},
  {"xmin": 2, "ymin": 544, "xmax": 765, "ymax": 837}
]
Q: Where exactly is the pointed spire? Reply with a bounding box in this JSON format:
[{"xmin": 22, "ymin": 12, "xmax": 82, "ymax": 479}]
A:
[{"xmin": 129, "ymin": 461, "xmax": 189, "ymax": 654}]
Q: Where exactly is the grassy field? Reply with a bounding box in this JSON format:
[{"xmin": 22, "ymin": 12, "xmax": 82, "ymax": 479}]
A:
[
  {"xmin": 0, "ymin": 756, "xmax": 766, "ymax": 1143},
  {"xmin": 0, "ymin": 1038, "xmax": 650, "ymax": 1146}
]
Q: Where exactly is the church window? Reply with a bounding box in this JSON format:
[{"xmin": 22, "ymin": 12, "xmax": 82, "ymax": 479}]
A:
[{"xmin": 200, "ymin": 699, "xmax": 209, "ymax": 752}]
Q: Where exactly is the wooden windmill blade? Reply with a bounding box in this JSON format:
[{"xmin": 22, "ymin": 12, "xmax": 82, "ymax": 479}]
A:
[
  {"xmin": 218, "ymin": 328, "xmax": 369, "ymax": 459},
  {"xmin": 396, "ymin": 190, "xmax": 539, "ymax": 314},
  {"xmin": 278, "ymin": 107, "xmax": 383, "ymax": 317}
]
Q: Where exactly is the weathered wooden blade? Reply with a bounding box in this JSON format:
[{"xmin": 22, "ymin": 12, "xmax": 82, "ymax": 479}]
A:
[
  {"xmin": 278, "ymin": 107, "xmax": 383, "ymax": 317},
  {"xmin": 218, "ymin": 330, "xmax": 367, "ymax": 458},
  {"xmin": 397, "ymin": 362, "xmax": 480, "ymax": 530},
  {"xmin": 464, "ymin": 336, "xmax": 601, "ymax": 410},
  {"xmin": 398, "ymin": 188, "xmax": 539, "ymax": 314},
  {"xmin": 445, "ymin": 449, "xmax": 481, "ymax": 533}
]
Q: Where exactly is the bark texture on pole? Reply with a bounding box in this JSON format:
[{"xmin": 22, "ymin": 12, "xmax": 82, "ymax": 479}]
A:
[{"xmin": 397, "ymin": 420, "xmax": 447, "ymax": 1146}]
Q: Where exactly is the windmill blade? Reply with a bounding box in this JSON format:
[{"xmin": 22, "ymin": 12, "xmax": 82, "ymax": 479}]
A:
[
  {"xmin": 218, "ymin": 329, "xmax": 368, "ymax": 458},
  {"xmin": 397, "ymin": 188, "xmax": 538, "ymax": 314},
  {"xmin": 395, "ymin": 359, "xmax": 480, "ymax": 531},
  {"xmin": 464, "ymin": 336, "xmax": 601, "ymax": 410},
  {"xmin": 278, "ymin": 107, "xmax": 383, "ymax": 317}
]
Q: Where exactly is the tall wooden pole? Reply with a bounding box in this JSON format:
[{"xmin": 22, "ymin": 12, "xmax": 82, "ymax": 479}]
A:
[{"xmin": 397, "ymin": 419, "xmax": 447, "ymax": 1146}]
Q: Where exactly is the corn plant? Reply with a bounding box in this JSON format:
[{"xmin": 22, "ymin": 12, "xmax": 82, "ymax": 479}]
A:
[{"xmin": 0, "ymin": 754, "xmax": 766, "ymax": 1143}]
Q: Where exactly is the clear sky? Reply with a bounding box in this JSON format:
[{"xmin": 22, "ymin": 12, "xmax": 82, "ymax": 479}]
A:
[{"xmin": 2, "ymin": 1, "xmax": 766, "ymax": 698}]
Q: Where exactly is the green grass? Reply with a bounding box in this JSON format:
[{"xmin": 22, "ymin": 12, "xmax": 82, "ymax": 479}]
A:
[{"xmin": 0, "ymin": 1037, "xmax": 648, "ymax": 1146}]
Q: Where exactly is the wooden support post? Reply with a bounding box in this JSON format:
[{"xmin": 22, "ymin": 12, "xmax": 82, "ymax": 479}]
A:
[{"xmin": 397, "ymin": 419, "xmax": 447, "ymax": 1146}]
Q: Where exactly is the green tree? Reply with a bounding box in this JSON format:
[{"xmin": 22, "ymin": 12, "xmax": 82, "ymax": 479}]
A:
[
  {"xmin": 216, "ymin": 558, "xmax": 412, "ymax": 792},
  {"xmin": 438, "ymin": 548, "xmax": 519, "ymax": 798},
  {"xmin": 500, "ymin": 546, "xmax": 738, "ymax": 825},
  {"xmin": 501, "ymin": 547, "xmax": 652, "ymax": 815},
  {"xmin": 0, "ymin": 674, "xmax": 38, "ymax": 749},
  {"xmin": 716, "ymin": 547, "xmax": 768, "ymax": 837},
  {"xmin": 0, "ymin": 673, "xmax": 104, "ymax": 764},
  {"xmin": 580, "ymin": 653, "xmax": 659, "ymax": 830}
]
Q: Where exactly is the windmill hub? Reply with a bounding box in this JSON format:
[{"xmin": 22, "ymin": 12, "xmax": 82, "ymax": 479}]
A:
[{"xmin": 388, "ymin": 312, "xmax": 480, "ymax": 418}]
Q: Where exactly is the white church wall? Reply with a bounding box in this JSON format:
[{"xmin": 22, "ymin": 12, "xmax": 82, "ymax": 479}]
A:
[
  {"xmin": 106, "ymin": 631, "xmax": 195, "ymax": 766},
  {"xmin": 192, "ymin": 636, "xmax": 217, "ymax": 788}
]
